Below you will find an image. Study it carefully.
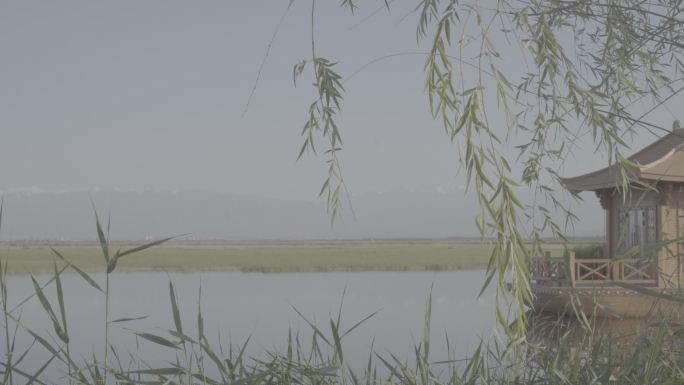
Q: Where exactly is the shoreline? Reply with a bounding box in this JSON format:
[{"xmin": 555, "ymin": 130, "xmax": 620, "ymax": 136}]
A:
[{"xmin": 0, "ymin": 240, "xmax": 576, "ymax": 275}]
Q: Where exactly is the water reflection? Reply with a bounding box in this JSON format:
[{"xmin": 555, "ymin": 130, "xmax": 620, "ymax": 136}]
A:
[
  {"xmin": 2, "ymin": 270, "xmax": 497, "ymax": 377},
  {"xmin": 5, "ymin": 269, "xmax": 682, "ymax": 382}
]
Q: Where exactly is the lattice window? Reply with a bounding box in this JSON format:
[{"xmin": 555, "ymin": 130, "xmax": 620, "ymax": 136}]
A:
[{"xmin": 618, "ymin": 206, "xmax": 657, "ymax": 255}]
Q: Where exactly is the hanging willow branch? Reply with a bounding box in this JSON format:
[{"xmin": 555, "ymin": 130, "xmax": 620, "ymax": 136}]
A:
[
  {"xmin": 293, "ymin": 0, "xmax": 351, "ymax": 225},
  {"xmin": 289, "ymin": 0, "xmax": 684, "ymax": 341}
]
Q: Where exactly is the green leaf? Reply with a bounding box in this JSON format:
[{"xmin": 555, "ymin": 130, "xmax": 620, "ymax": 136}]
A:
[
  {"xmin": 197, "ymin": 286, "xmax": 204, "ymax": 341},
  {"xmin": 53, "ymin": 261, "xmax": 68, "ymax": 344},
  {"xmin": 164, "ymin": 328, "xmax": 196, "ymax": 344},
  {"xmin": 292, "ymin": 306, "xmax": 331, "ymax": 346},
  {"xmin": 107, "ymin": 236, "xmax": 179, "ymax": 274},
  {"xmin": 30, "ymin": 276, "xmax": 68, "ymax": 344},
  {"xmin": 330, "ymin": 319, "xmax": 344, "ymax": 365},
  {"xmin": 109, "ymin": 315, "xmax": 148, "ymax": 323},
  {"xmin": 342, "ymin": 310, "xmax": 378, "ymax": 338},
  {"xmin": 51, "ymin": 248, "xmax": 103, "ymax": 292},
  {"xmin": 130, "ymin": 331, "xmax": 180, "ymax": 349},
  {"xmin": 116, "ymin": 236, "xmax": 179, "ymax": 259},
  {"xmin": 127, "ymin": 367, "xmax": 184, "ymax": 376},
  {"xmin": 91, "ymin": 205, "xmax": 109, "ymax": 264},
  {"xmin": 169, "ymin": 280, "xmax": 183, "ymax": 336},
  {"xmin": 106, "ymin": 255, "xmax": 119, "ymax": 274}
]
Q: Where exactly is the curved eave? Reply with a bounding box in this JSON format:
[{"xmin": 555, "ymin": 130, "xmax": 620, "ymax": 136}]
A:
[
  {"xmin": 560, "ymin": 166, "xmax": 637, "ymax": 192},
  {"xmin": 639, "ymin": 147, "xmax": 684, "ymax": 182},
  {"xmin": 561, "ymin": 131, "xmax": 684, "ymax": 192}
]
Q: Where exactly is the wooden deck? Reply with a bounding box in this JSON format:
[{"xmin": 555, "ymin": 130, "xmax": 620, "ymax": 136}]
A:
[
  {"xmin": 529, "ymin": 251, "xmax": 680, "ymax": 317},
  {"xmin": 530, "ymin": 251, "xmax": 657, "ymax": 287}
]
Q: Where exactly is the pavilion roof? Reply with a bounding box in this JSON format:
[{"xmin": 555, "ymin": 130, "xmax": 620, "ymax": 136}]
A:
[{"xmin": 562, "ymin": 121, "xmax": 684, "ymax": 192}]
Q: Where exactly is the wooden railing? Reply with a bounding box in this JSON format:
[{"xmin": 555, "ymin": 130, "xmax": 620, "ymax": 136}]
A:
[
  {"xmin": 530, "ymin": 253, "xmax": 569, "ymax": 285},
  {"xmin": 617, "ymin": 258, "xmax": 656, "ymax": 283},
  {"xmin": 531, "ymin": 251, "xmax": 657, "ymax": 287},
  {"xmin": 574, "ymin": 257, "xmax": 611, "ymax": 283}
]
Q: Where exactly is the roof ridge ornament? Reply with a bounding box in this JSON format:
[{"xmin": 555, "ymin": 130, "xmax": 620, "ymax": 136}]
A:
[{"xmin": 673, "ymin": 119, "xmax": 681, "ymax": 132}]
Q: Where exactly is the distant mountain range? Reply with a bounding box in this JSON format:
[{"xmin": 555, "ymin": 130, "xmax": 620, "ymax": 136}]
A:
[{"xmin": 0, "ymin": 188, "xmax": 604, "ymax": 241}]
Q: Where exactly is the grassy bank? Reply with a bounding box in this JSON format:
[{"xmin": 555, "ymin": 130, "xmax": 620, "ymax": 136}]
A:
[{"xmin": 0, "ymin": 240, "xmax": 570, "ymax": 274}]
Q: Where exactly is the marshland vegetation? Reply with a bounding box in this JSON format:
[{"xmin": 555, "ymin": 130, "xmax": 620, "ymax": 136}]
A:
[{"xmin": 0, "ymin": 241, "xmax": 575, "ymax": 275}]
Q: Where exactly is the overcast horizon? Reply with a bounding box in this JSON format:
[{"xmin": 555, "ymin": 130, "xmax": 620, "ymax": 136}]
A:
[
  {"xmin": 0, "ymin": 187, "xmax": 604, "ymax": 241},
  {"xmin": 1, "ymin": 1, "xmax": 681, "ymax": 239}
]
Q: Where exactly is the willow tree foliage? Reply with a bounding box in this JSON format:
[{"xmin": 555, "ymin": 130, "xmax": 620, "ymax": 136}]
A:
[{"xmin": 280, "ymin": 0, "xmax": 684, "ymax": 338}]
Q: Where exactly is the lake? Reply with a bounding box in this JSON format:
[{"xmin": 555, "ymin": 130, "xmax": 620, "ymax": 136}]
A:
[{"xmin": 2, "ymin": 270, "xmax": 497, "ymax": 381}]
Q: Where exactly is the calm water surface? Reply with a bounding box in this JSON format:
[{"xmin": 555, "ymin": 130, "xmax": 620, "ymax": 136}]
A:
[{"xmin": 3, "ymin": 270, "xmax": 496, "ymax": 379}]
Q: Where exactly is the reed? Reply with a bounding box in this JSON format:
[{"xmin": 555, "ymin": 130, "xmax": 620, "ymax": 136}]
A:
[{"xmin": 1, "ymin": 210, "xmax": 684, "ymax": 384}]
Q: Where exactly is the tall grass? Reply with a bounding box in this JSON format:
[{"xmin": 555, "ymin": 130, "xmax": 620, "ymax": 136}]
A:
[{"xmin": 1, "ymin": 210, "xmax": 684, "ymax": 384}]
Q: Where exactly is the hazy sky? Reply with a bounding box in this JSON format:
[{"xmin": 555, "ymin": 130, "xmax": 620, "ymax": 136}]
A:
[{"xmin": 1, "ymin": 1, "xmax": 682, "ymax": 202}]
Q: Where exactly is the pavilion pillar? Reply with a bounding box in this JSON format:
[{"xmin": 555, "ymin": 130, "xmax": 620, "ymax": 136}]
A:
[{"xmin": 658, "ymin": 184, "xmax": 679, "ymax": 288}]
